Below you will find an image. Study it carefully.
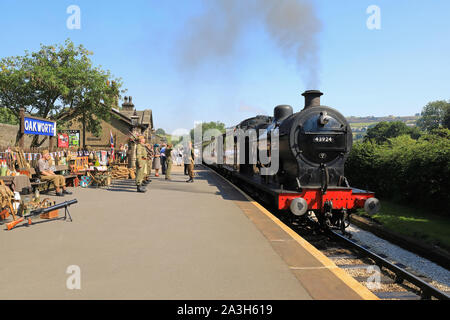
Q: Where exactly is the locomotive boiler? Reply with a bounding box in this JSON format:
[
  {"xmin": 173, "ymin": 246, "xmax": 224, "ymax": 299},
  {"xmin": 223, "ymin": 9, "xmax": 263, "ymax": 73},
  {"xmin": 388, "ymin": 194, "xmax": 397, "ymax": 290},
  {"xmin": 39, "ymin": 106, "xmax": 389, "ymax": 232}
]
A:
[{"xmin": 205, "ymin": 90, "xmax": 380, "ymax": 232}]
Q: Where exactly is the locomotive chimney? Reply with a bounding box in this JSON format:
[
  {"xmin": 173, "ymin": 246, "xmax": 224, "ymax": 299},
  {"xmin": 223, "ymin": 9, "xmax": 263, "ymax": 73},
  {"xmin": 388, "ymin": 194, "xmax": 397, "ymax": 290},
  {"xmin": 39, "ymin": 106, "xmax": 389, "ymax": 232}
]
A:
[{"xmin": 302, "ymin": 90, "xmax": 323, "ymax": 109}]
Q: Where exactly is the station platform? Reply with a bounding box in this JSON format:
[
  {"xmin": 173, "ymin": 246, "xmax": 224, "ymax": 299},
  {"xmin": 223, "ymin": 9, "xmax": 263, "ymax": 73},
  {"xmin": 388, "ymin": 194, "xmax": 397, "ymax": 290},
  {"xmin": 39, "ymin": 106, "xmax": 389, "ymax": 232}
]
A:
[{"xmin": 0, "ymin": 165, "xmax": 377, "ymax": 300}]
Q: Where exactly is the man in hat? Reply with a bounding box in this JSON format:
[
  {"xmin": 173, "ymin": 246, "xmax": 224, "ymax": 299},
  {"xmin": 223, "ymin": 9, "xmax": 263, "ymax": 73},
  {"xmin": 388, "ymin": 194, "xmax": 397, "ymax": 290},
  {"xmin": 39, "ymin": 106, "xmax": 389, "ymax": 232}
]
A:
[
  {"xmin": 38, "ymin": 150, "xmax": 73, "ymax": 196},
  {"xmin": 135, "ymin": 135, "xmax": 148, "ymax": 193}
]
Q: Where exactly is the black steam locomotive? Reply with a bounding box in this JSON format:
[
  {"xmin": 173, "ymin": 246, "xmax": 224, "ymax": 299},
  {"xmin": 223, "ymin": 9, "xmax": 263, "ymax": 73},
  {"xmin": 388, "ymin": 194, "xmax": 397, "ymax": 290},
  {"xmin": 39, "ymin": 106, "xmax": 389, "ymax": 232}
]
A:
[{"xmin": 204, "ymin": 90, "xmax": 380, "ymax": 231}]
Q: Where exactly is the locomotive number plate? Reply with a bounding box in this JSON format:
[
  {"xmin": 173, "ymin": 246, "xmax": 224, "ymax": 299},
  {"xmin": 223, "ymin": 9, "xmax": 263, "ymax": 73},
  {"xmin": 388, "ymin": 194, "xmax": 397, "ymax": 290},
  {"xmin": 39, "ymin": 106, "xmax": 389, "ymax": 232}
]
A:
[{"xmin": 313, "ymin": 136, "xmax": 334, "ymax": 143}]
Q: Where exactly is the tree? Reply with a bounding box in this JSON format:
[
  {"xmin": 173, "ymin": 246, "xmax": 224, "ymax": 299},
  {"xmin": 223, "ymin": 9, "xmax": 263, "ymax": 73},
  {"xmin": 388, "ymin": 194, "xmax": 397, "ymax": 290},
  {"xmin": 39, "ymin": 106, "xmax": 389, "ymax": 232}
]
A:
[
  {"xmin": 155, "ymin": 128, "xmax": 166, "ymax": 135},
  {"xmin": 364, "ymin": 121, "xmax": 420, "ymax": 144},
  {"xmin": 416, "ymin": 100, "xmax": 450, "ymax": 131},
  {"xmin": 0, "ymin": 39, "xmax": 123, "ymax": 146},
  {"xmin": 444, "ymin": 107, "xmax": 450, "ymax": 129},
  {"xmin": 190, "ymin": 121, "xmax": 226, "ymax": 141},
  {"xmin": 0, "ymin": 107, "xmax": 18, "ymax": 125}
]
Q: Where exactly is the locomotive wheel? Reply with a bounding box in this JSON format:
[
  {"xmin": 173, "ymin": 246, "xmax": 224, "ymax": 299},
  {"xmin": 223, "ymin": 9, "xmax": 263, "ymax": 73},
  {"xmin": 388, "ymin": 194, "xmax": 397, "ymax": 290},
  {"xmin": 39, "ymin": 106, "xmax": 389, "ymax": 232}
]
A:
[
  {"xmin": 324, "ymin": 212, "xmax": 333, "ymax": 229},
  {"xmin": 343, "ymin": 213, "xmax": 351, "ymax": 228}
]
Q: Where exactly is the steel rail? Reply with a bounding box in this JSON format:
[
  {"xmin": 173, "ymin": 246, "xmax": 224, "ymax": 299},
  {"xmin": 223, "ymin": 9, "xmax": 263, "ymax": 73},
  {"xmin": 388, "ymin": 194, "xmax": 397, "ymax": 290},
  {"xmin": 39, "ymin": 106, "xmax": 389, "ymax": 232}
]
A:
[{"xmin": 329, "ymin": 229, "xmax": 450, "ymax": 300}]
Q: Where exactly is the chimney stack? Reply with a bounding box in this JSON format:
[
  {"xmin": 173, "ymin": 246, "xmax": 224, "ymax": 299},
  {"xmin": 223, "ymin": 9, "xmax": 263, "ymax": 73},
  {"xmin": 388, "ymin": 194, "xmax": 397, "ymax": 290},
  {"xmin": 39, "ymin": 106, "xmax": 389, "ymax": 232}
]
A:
[
  {"xmin": 302, "ymin": 90, "xmax": 323, "ymax": 109},
  {"xmin": 122, "ymin": 96, "xmax": 135, "ymax": 112}
]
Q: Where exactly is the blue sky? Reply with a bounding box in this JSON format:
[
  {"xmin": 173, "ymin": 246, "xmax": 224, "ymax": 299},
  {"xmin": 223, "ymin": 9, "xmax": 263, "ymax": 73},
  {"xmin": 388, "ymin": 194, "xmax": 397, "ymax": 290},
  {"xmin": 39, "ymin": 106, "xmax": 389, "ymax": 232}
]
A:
[{"xmin": 0, "ymin": 0, "xmax": 449, "ymax": 133}]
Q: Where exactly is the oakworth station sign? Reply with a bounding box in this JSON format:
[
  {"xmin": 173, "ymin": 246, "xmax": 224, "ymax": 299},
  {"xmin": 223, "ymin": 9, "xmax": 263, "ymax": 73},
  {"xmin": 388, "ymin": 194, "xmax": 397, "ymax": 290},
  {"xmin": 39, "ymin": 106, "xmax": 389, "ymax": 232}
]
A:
[
  {"xmin": 18, "ymin": 108, "xmax": 58, "ymax": 149},
  {"xmin": 23, "ymin": 117, "xmax": 56, "ymax": 137}
]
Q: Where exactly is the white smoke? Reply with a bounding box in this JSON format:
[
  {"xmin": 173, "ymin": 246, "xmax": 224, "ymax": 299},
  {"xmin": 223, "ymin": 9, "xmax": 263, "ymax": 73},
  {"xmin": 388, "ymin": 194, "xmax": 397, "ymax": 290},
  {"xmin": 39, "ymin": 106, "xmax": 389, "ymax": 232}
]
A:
[{"xmin": 177, "ymin": 0, "xmax": 322, "ymax": 88}]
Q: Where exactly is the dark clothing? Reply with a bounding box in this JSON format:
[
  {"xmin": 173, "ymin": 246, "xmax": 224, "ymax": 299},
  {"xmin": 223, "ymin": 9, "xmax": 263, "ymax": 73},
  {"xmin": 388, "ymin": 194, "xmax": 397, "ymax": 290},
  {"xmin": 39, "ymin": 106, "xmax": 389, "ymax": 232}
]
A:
[
  {"xmin": 161, "ymin": 147, "xmax": 167, "ymax": 174},
  {"xmin": 161, "ymin": 156, "xmax": 166, "ymax": 174}
]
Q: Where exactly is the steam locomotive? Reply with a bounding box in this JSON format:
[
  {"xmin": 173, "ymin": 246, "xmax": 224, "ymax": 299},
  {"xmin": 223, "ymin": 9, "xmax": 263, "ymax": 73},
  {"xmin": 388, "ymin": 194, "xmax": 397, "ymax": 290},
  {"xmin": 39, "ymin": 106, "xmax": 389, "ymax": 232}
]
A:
[{"xmin": 204, "ymin": 90, "xmax": 380, "ymax": 232}]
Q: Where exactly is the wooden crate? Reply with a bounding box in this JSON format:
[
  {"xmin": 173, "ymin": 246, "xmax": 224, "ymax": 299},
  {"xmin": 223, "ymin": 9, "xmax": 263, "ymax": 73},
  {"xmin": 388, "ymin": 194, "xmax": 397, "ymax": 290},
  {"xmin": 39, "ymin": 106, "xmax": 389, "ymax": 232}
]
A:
[{"xmin": 40, "ymin": 209, "xmax": 59, "ymax": 219}]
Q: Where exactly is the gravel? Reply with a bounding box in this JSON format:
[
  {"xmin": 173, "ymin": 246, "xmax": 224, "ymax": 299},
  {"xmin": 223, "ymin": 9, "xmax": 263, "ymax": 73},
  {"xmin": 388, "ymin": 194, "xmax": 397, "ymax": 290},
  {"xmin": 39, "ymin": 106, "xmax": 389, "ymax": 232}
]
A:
[{"xmin": 346, "ymin": 224, "xmax": 450, "ymax": 290}]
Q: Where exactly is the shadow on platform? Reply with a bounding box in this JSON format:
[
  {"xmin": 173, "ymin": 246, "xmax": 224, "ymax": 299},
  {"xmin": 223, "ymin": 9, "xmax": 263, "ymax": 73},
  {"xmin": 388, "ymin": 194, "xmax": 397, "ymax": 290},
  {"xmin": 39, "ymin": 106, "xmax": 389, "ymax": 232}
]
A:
[{"xmin": 104, "ymin": 166, "xmax": 246, "ymax": 202}]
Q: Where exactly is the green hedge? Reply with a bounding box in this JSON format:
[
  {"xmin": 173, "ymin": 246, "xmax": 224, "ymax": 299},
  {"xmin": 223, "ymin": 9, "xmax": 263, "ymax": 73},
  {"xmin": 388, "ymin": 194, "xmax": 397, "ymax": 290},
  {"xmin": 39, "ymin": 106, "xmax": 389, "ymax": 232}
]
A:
[{"xmin": 345, "ymin": 129, "xmax": 450, "ymax": 214}]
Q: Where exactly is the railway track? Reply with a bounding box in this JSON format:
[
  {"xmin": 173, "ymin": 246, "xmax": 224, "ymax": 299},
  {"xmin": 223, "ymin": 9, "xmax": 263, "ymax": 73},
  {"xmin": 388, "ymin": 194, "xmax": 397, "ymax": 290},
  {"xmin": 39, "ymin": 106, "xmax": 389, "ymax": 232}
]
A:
[
  {"xmin": 329, "ymin": 229, "xmax": 450, "ymax": 300},
  {"xmin": 285, "ymin": 214, "xmax": 450, "ymax": 300},
  {"xmin": 206, "ymin": 165, "xmax": 450, "ymax": 300},
  {"xmin": 280, "ymin": 212, "xmax": 450, "ymax": 300}
]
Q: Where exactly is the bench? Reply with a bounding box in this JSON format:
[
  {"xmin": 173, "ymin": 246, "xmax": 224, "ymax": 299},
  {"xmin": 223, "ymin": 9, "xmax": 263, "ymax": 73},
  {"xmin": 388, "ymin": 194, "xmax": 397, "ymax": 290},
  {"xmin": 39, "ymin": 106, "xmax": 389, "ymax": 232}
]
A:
[
  {"xmin": 54, "ymin": 165, "xmax": 78, "ymax": 184},
  {"xmin": 30, "ymin": 165, "xmax": 79, "ymax": 193}
]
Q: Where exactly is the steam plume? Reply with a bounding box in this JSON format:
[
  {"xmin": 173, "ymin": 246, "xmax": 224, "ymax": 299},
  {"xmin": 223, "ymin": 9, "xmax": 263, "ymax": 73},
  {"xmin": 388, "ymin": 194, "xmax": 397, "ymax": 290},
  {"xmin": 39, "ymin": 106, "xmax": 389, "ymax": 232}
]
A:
[{"xmin": 177, "ymin": 0, "xmax": 322, "ymax": 88}]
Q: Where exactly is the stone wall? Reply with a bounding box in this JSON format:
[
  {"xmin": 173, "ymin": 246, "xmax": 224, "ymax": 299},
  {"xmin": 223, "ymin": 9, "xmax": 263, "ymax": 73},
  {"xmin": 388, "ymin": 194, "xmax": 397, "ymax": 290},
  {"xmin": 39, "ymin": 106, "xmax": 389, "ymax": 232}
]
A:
[
  {"xmin": 0, "ymin": 123, "xmax": 50, "ymax": 149},
  {"xmin": 67, "ymin": 116, "xmax": 135, "ymax": 150}
]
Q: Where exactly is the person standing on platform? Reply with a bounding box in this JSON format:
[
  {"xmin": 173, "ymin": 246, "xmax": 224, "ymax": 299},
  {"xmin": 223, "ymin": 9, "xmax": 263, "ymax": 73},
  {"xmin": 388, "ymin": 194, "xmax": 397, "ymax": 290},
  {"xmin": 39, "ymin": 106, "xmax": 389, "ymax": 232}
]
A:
[
  {"xmin": 153, "ymin": 144, "xmax": 161, "ymax": 177},
  {"xmin": 183, "ymin": 145, "xmax": 189, "ymax": 175},
  {"xmin": 160, "ymin": 143, "xmax": 167, "ymax": 175},
  {"xmin": 135, "ymin": 135, "xmax": 148, "ymax": 193},
  {"xmin": 165, "ymin": 144, "xmax": 173, "ymax": 180},
  {"xmin": 144, "ymin": 143, "xmax": 154, "ymax": 184},
  {"xmin": 186, "ymin": 142, "xmax": 195, "ymax": 183}
]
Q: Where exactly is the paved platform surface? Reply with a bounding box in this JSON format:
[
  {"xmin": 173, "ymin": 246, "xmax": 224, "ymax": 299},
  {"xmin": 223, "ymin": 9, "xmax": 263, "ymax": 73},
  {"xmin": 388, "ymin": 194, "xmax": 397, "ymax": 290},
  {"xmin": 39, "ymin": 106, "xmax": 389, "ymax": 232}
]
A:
[{"xmin": 0, "ymin": 165, "xmax": 375, "ymax": 300}]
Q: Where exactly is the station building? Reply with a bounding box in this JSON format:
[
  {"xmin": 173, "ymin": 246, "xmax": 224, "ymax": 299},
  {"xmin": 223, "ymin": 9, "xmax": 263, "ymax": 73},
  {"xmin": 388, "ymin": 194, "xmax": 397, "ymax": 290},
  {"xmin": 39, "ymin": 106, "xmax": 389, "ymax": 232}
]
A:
[{"xmin": 64, "ymin": 96, "xmax": 154, "ymax": 150}]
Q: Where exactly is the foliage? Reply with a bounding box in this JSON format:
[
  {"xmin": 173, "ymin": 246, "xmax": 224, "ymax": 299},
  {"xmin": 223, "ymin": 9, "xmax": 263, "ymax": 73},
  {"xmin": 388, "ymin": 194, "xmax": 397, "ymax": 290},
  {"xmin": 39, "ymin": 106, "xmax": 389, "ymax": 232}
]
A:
[
  {"xmin": 416, "ymin": 100, "xmax": 450, "ymax": 131},
  {"xmin": 155, "ymin": 128, "xmax": 166, "ymax": 135},
  {"xmin": 190, "ymin": 121, "xmax": 226, "ymax": 141},
  {"xmin": 444, "ymin": 106, "xmax": 450, "ymax": 129},
  {"xmin": 364, "ymin": 121, "xmax": 421, "ymax": 144},
  {"xmin": 0, "ymin": 39, "xmax": 123, "ymax": 145},
  {"xmin": 0, "ymin": 107, "xmax": 18, "ymax": 125},
  {"xmin": 346, "ymin": 129, "xmax": 450, "ymax": 214}
]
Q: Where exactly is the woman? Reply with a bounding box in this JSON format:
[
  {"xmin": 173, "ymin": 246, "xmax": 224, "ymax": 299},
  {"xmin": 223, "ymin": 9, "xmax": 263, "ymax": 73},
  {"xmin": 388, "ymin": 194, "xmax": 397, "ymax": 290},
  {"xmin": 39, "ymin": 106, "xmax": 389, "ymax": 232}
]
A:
[{"xmin": 152, "ymin": 144, "xmax": 161, "ymax": 177}]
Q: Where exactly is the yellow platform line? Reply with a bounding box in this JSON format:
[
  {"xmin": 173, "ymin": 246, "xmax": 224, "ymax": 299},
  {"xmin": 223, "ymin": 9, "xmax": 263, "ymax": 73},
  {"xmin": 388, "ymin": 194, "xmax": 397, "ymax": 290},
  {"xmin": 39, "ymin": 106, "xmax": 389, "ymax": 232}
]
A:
[{"xmin": 207, "ymin": 166, "xmax": 379, "ymax": 300}]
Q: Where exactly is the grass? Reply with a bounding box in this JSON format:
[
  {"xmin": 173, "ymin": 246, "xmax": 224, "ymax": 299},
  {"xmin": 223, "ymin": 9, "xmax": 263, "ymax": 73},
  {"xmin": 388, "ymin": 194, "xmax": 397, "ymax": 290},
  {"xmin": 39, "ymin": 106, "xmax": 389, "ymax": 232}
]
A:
[{"xmin": 356, "ymin": 200, "xmax": 450, "ymax": 250}]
